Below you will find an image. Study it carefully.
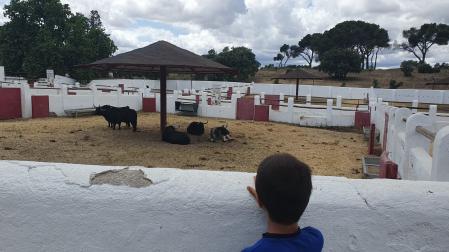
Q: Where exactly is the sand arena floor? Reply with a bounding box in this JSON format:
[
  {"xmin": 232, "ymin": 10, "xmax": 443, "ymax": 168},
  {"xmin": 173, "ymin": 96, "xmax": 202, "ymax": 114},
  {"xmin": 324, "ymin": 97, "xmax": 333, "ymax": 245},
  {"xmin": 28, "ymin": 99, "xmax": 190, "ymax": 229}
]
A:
[{"xmin": 0, "ymin": 113, "xmax": 367, "ymax": 178}]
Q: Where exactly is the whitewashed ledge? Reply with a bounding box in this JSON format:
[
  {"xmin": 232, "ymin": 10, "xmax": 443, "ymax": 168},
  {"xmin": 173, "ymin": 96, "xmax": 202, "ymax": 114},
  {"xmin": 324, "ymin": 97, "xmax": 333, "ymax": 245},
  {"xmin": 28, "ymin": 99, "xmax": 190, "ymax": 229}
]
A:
[{"xmin": 1, "ymin": 161, "xmax": 449, "ymax": 252}]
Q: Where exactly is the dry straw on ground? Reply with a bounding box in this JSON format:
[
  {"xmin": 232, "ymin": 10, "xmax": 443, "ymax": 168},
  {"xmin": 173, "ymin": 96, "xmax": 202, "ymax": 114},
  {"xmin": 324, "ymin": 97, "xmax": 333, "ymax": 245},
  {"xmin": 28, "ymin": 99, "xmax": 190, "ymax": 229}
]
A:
[{"xmin": 0, "ymin": 113, "xmax": 366, "ymax": 178}]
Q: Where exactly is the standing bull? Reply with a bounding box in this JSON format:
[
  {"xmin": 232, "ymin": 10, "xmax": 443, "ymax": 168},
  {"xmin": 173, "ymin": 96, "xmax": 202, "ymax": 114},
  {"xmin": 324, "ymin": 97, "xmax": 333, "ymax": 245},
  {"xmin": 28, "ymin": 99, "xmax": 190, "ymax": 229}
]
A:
[
  {"xmin": 95, "ymin": 105, "xmax": 137, "ymax": 131},
  {"xmin": 210, "ymin": 124, "xmax": 233, "ymax": 142}
]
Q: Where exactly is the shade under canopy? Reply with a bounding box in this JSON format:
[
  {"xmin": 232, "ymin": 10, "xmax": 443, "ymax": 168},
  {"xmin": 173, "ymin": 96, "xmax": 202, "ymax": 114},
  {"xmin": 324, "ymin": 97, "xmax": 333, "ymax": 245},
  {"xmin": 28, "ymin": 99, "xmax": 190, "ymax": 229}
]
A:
[
  {"xmin": 79, "ymin": 40, "xmax": 234, "ymax": 138},
  {"xmin": 272, "ymin": 69, "xmax": 322, "ymax": 99}
]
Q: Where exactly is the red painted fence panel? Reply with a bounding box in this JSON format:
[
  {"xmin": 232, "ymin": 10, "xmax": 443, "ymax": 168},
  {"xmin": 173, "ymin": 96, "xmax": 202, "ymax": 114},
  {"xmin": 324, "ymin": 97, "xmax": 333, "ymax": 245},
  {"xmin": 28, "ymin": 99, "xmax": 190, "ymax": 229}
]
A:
[
  {"xmin": 31, "ymin": 96, "xmax": 49, "ymax": 118},
  {"xmin": 264, "ymin": 95, "xmax": 280, "ymax": 110},
  {"xmin": 0, "ymin": 88, "xmax": 22, "ymax": 120},
  {"xmin": 236, "ymin": 97, "xmax": 255, "ymax": 120},
  {"xmin": 254, "ymin": 105, "xmax": 269, "ymax": 121},
  {"xmin": 142, "ymin": 97, "xmax": 156, "ymax": 112},
  {"xmin": 379, "ymin": 151, "xmax": 398, "ymax": 179},
  {"xmin": 354, "ymin": 111, "xmax": 370, "ymax": 129}
]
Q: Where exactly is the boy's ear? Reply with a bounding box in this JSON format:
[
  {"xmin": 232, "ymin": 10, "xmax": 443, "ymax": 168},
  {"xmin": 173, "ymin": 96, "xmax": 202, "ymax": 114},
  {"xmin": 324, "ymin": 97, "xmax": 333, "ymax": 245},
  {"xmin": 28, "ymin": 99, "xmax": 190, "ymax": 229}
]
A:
[{"xmin": 247, "ymin": 184, "xmax": 264, "ymax": 209}]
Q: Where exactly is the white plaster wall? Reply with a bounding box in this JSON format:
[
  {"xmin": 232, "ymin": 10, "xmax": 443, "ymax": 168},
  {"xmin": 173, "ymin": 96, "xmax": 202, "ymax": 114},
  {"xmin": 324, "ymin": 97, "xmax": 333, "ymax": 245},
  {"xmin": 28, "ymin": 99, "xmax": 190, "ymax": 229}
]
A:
[
  {"xmin": 201, "ymin": 104, "xmax": 236, "ymax": 119},
  {"xmin": 0, "ymin": 66, "xmax": 5, "ymax": 82},
  {"xmin": 90, "ymin": 79, "xmax": 157, "ymax": 89},
  {"xmin": 54, "ymin": 75, "xmax": 76, "ymax": 86},
  {"xmin": 1, "ymin": 160, "xmax": 449, "ymax": 252},
  {"xmin": 252, "ymin": 84, "xmax": 449, "ymax": 104},
  {"xmin": 48, "ymin": 95, "xmax": 65, "ymax": 116},
  {"xmin": 63, "ymin": 95, "xmax": 95, "ymax": 110},
  {"xmin": 89, "ymin": 79, "xmax": 242, "ymax": 92},
  {"xmin": 29, "ymin": 88, "xmax": 61, "ymax": 96}
]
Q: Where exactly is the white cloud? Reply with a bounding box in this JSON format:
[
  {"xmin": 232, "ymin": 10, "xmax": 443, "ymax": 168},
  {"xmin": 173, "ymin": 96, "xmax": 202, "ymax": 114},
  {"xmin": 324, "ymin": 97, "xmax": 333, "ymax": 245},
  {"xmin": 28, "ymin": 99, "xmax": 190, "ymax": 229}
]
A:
[{"xmin": 1, "ymin": 0, "xmax": 449, "ymax": 67}]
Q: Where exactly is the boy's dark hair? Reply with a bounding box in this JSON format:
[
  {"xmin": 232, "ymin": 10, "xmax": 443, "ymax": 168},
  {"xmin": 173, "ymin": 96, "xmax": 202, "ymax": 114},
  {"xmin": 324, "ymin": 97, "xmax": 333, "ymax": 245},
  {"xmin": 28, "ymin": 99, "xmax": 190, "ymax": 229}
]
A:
[{"xmin": 256, "ymin": 153, "xmax": 312, "ymax": 225}]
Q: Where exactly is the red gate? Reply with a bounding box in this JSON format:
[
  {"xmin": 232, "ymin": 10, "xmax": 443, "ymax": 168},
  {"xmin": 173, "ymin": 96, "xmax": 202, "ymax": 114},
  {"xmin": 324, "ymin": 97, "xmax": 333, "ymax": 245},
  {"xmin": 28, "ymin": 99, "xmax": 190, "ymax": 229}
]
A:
[
  {"xmin": 32, "ymin": 95, "xmax": 49, "ymax": 118},
  {"xmin": 236, "ymin": 97, "xmax": 255, "ymax": 120},
  {"xmin": 0, "ymin": 88, "xmax": 22, "ymax": 120},
  {"xmin": 142, "ymin": 97, "xmax": 156, "ymax": 112},
  {"xmin": 254, "ymin": 105, "xmax": 269, "ymax": 121}
]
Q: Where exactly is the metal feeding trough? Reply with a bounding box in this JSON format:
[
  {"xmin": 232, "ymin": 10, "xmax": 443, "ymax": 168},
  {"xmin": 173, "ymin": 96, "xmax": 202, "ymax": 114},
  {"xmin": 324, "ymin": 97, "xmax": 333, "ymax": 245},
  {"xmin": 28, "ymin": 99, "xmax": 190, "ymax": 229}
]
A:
[{"xmin": 362, "ymin": 155, "xmax": 380, "ymax": 179}]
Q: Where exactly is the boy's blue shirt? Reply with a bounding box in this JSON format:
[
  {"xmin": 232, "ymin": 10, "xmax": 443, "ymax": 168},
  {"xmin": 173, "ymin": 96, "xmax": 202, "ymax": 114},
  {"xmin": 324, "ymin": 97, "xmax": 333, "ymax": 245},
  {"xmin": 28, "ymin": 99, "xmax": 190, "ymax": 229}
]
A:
[{"xmin": 242, "ymin": 226, "xmax": 323, "ymax": 252}]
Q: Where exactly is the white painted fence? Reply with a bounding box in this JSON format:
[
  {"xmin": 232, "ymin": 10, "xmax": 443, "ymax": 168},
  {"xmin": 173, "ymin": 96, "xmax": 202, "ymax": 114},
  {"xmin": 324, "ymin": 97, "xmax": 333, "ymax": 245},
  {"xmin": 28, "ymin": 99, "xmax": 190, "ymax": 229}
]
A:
[
  {"xmin": 1, "ymin": 160, "xmax": 449, "ymax": 252},
  {"xmin": 11, "ymin": 81, "xmax": 360, "ymax": 127},
  {"xmin": 370, "ymin": 99, "xmax": 449, "ymax": 181}
]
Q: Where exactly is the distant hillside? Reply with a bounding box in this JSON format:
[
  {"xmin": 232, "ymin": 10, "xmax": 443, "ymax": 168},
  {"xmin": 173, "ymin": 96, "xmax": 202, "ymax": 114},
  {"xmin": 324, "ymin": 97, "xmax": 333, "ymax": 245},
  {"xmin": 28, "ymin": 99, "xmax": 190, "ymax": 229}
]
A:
[{"xmin": 255, "ymin": 68, "xmax": 449, "ymax": 90}]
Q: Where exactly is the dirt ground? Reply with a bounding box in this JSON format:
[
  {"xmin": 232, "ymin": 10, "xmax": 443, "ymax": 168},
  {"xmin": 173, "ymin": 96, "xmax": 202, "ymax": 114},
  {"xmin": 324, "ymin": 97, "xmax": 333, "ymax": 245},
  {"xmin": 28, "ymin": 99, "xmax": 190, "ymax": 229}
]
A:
[{"xmin": 0, "ymin": 113, "xmax": 367, "ymax": 178}]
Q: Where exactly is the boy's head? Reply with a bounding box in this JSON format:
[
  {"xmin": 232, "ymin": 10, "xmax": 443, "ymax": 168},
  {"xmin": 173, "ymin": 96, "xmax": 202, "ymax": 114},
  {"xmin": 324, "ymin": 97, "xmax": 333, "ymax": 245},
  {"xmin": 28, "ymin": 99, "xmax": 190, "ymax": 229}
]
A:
[{"xmin": 255, "ymin": 153, "xmax": 312, "ymax": 225}]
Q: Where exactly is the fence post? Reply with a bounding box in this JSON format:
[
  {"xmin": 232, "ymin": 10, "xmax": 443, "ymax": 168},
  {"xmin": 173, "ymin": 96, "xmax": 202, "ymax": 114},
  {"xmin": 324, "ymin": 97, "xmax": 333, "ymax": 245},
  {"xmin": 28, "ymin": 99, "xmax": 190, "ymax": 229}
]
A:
[
  {"xmin": 20, "ymin": 82, "xmax": 32, "ymax": 118},
  {"xmin": 326, "ymin": 99, "xmax": 333, "ymax": 125},
  {"xmin": 260, "ymin": 92, "xmax": 265, "ymax": 105},
  {"xmin": 288, "ymin": 97, "xmax": 294, "ymax": 123},
  {"xmin": 429, "ymin": 105, "xmax": 437, "ymax": 123},
  {"xmin": 431, "ymin": 126, "xmax": 449, "ymax": 181},
  {"xmin": 61, "ymin": 85, "xmax": 67, "ymax": 113},
  {"xmin": 412, "ymin": 100, "xmax": 418, "ymax": 114},
  {"xmin": 306, "ymin": 94, "xmax": 311, "ymax": 105},
  {"xmin": 90, "ymin": 84, "xmax": 97, "ymax": 107},
  {"xmin": 236, "ymin": 90, "xmax": 241, "ymax": 98},
  {"xmin": 279, "ymin": 93, "xmax": 284, "ymax": 102},
  {"xmin": 336, "ymin": 96, "xmax": 342, "ymax": 108},
  {"xmin": 254, "ymin": 95, "xmax": 261, "ymax": 106},
  {"xmin": 231, "ymin": 94, "xmax": 238, "ymax": 119}
]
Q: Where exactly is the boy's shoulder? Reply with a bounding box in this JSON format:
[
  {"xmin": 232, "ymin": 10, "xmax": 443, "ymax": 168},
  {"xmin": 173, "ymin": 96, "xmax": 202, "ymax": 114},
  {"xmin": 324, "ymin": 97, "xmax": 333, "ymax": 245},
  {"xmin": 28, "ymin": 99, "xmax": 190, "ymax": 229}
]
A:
[{"xmin": 242, "ymin": 227, "xmax": 324, "ymax": 252}]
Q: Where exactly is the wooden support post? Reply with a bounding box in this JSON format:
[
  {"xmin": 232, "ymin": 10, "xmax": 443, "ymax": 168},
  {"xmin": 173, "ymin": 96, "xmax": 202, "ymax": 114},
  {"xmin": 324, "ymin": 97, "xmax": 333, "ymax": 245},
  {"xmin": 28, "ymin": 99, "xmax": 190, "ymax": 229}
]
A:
[
  {"xmin": 295, "ymin": 78, "xmax": 299, "ymax": 101},
  {"xmin": 368, "ymin": 124, "xmax": 376, "ymax": 155},
  {"xmin": 160, "ymin": 66, "xmax": 167, "ymax": 139}
]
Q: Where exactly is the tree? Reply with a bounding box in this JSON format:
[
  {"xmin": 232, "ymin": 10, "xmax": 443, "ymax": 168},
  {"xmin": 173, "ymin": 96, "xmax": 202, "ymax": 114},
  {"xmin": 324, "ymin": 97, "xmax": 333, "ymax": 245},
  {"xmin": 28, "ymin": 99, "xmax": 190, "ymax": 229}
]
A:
[
  {"xmin": 89, "ymin": 10, "xmax": 102, "ymax": 29},
  {"xmin": 318, "ymin": 48, "xmax": 361, "ymax": 79},
  {"xmin": 400, "ymin": 60, "xmax": 417, "ymax": 76},
  {"xmin": 203, "ymin": 49, "xmax": 217, "ymax": 59},
  {"xmin": 203, "ymin": 46, "xmax": 260, "ymax": 82},
  {"xmin": 0, "ymin": 0, "xmax": 116, "ymax": 80},
  {"xmin": 273, "ymin": 53, "xmax": 284, "ymax": 67},
  {"xmin": 401, "ymin": 23, "xmax": 449, "ymax": 63},
  {"xmin": 297, "ymin": 33, "xmax": 322, "ymax": 68},
  {"xmin": 320, "ymin": 21, "xmax": 390, "ymax": 70},
  {"xmin": 273, "ymin": 44, "xmax": 299, "ymax": 67}
]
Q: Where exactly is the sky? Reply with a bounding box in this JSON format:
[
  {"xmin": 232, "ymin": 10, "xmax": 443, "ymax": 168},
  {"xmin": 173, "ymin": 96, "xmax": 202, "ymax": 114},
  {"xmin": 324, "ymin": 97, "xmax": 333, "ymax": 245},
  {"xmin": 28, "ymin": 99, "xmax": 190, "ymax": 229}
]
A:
[{"xmin": 1, "ymin": 0, "xmax": 449, "ymax": 68}]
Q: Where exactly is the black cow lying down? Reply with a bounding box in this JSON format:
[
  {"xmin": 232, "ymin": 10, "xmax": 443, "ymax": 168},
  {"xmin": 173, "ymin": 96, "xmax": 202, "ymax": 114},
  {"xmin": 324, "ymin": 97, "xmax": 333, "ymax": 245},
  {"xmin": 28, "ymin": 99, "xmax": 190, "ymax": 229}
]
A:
[
  {"xmin": 163, "ymin": 126, "xmax": 190, "ymax": 145},
  {"xmin": 210, "ymin": 125, "xmax": 233, "ymax": 142},
  {"xmin": 187, "ymin": 121, "xmax": 208, "ymax": 136},
  {"xmin": 95, "ymin": 105, "xmax": 137, "ymax": 131}
]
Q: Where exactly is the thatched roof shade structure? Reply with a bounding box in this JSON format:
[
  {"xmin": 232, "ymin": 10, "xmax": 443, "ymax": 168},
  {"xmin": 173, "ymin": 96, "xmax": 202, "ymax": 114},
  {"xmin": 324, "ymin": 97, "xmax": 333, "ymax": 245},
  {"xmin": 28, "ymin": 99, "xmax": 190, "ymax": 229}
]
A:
[
  {"xmin": 273, "ymin": 69, "xmax": 322, "ymax": 99},
  {"xmin": 426, "ymin": 77, "xmax": 449, "ymax": 89},
  {"xmin": 79, "ymin": 40, "xmax": 234, "ymax": 138}
]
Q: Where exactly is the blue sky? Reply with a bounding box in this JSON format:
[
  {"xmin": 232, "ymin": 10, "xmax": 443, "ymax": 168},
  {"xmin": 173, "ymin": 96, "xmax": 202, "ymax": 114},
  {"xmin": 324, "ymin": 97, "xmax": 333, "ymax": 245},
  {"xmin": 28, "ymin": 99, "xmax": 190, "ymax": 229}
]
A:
[{"xmin": 1, "ymin": 0, "xmax": 449, "ymax": 67}]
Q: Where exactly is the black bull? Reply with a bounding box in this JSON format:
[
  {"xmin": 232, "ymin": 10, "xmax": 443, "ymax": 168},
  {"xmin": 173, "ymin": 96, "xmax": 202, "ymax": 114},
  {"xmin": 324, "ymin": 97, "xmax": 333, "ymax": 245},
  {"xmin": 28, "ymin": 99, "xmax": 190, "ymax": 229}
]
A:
[{"xmin": 95, "ymin": 105, "xmax": 137, "ymax": 131}]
